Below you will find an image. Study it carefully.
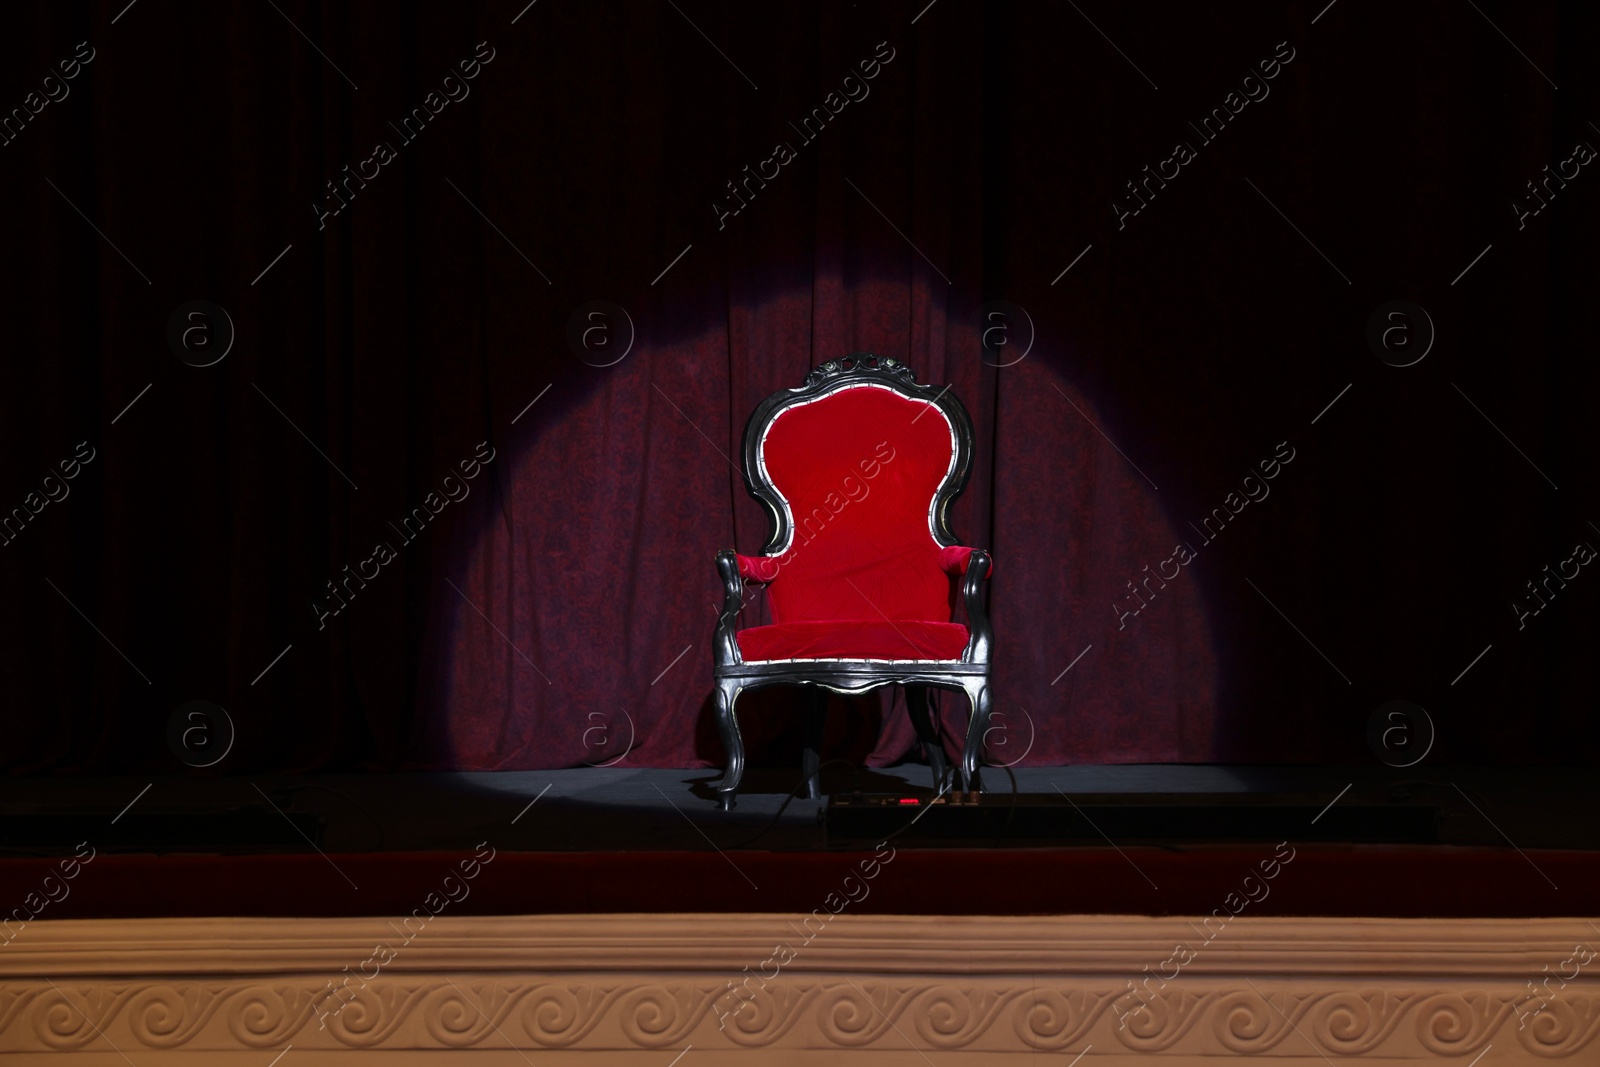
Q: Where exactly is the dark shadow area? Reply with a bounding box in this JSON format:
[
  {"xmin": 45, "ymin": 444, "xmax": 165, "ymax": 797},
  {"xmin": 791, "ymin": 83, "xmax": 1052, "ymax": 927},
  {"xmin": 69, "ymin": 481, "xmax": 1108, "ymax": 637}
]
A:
[{"xmin": 1, "ymin": 2, "xmax": 1598, "ymax": 905}]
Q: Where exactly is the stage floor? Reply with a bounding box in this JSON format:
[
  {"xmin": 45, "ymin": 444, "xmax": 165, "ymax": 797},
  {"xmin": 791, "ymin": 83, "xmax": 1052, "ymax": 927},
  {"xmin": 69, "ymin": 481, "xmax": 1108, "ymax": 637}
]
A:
[
  {"xmin": 3, "ymin": 764, "xmax": 1598, "ymax": 918},
  {"xmin": 2, "ymin": 762, "xmax": 1597, "ymax": 853}
]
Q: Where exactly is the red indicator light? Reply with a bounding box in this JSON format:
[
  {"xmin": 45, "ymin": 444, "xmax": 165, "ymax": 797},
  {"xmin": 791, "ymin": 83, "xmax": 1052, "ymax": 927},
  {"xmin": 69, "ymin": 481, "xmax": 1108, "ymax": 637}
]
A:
[{"xmin": 898, "ymin": 798, "xmax": 920, "ymax": 805}]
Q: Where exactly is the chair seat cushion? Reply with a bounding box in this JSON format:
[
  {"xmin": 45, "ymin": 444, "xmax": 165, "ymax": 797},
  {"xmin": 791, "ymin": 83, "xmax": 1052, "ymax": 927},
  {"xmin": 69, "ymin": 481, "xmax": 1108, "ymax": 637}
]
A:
[{"xmin": 736, "ymin": 620, "xmax": 970, "ymax": 662}]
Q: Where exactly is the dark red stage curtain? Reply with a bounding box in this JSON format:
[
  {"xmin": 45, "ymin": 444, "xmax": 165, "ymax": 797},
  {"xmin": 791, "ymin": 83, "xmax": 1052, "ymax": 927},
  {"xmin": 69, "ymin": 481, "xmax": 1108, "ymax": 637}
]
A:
[
  {"xmin": 416, "ymin": 247, "xmax": 1216, "ymax": 768},
  {"xmin": 4, "ymin": 2, "xmax": 1597, "ymax": 775},
  {"xmin": 406, "ymin": 8, "xmax": 1218, "ymax": 771}
]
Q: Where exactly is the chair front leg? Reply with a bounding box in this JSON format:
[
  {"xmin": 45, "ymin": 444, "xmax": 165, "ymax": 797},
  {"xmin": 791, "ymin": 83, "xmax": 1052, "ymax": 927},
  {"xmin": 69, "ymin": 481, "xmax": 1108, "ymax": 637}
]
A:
[
  {"xmin": 959, "ymin": 677, "xmax": 992, "ymax": 794},
  {"xmin": 716, "ymin": 678, "xmax": 746, "ymax": 810}
]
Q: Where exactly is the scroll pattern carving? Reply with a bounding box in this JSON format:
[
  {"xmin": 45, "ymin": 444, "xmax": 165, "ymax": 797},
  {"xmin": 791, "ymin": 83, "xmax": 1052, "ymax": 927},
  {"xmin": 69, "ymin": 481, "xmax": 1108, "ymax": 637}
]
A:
[{"xmin": 4, "ymin": 977, "xmax": 1595, "ymax": 1058}]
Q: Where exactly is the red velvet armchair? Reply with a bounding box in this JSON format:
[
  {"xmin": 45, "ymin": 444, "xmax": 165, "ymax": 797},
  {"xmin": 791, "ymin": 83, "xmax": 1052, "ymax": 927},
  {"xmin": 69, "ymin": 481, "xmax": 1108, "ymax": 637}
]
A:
[{"xmin": 711, "ymin": 353, "xmax": 994, "ymax": 809}]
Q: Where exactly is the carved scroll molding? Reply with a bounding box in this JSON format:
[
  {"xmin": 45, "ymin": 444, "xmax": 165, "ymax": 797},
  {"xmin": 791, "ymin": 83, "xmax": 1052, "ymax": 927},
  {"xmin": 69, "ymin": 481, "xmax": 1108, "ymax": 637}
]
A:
[{"xmin": 1, "ymin": 914, "xmax": 1596, "ymax": 1061}]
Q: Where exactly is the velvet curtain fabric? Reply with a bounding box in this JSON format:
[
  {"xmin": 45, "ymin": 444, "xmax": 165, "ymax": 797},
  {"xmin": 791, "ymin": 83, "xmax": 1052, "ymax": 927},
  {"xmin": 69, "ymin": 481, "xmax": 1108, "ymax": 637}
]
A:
[
  {"xmin": 5, "ymin": 2, "xmax": 1595, "ymax": 774},
  {"xmin": 411, "ymin": 1, "xmax": 1217, "ymax": 771}
]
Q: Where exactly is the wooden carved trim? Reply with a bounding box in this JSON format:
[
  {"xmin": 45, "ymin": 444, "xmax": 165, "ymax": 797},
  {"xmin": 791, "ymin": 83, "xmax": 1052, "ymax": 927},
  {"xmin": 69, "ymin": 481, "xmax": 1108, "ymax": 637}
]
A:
[{"xmin": 1, "ymin": 913, "xmax": 1596, "ymax": 1058}]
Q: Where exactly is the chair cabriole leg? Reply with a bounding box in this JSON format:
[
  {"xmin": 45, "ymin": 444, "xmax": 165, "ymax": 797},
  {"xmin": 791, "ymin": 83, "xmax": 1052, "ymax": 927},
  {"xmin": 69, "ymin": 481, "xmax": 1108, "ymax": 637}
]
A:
[
  {"xmin": 959, "ymin": 678, "xmax": 991, "ymax": 794},
  {"xmin": 716, "ymin": 678, "xmax": 745, "ymax": 810}
]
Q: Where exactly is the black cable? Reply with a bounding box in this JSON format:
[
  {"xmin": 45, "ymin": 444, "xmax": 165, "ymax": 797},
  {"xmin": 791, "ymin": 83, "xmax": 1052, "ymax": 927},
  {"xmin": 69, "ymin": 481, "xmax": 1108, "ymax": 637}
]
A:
[
  {"xmin": 869, "ymin": 775, "xmax": 959, "ymax": 848},
  {"xmin": 928, "ymin": 688, "xmax": 963, "ymax": 793},
  {"xmin": 732, "ymin": 685, "xmax": 1005, "ymax": 852},
  {"xmin": 729, "ymin": 688, "xmax": 962, "ymax": 851},
  {"xmin": 990, "ymin": 762, "xmax": 1019, "ymax": 849},
  {"xmin": 926, "ymin": 689, "xmax": 1021, "ymax": 848},
  {"xmin": 727, "ymin": 758, "xmax": 863, "ymax": 850}
]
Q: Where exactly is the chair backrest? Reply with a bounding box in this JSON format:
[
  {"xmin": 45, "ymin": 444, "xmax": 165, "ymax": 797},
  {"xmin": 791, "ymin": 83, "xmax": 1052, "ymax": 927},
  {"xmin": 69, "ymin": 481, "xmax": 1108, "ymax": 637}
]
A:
[{"xmin": 741, "ymin": 354, "xmax": 975, "ymax": 625}]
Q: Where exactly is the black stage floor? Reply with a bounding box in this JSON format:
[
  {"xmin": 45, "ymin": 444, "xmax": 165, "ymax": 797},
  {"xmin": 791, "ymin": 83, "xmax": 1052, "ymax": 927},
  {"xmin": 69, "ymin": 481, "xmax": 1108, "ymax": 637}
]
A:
[{"xmin": 2, "ymin": 763, "xmax": 1596, "ymax": 855}]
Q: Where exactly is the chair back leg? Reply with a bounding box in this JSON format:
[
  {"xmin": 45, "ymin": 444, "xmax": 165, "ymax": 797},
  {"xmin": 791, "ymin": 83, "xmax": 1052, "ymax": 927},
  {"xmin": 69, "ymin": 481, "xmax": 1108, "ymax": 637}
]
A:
[
  {"xmin": 904, "ymin": 685, "xmax": 951, "ymax": 792},
  {"xmin": 800, "ymin": 688, "xmax": 827, "ymax": 800}
]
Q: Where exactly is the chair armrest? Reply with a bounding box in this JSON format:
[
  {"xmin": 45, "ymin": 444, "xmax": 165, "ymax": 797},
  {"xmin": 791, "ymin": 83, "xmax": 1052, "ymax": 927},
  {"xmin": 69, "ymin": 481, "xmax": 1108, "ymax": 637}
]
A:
[
  {"xmin": 713, "ymin": 550, "xmax": 746, "ymax": 667},
  {"xmin": 939, "ymin": 545, "xmax": 995, "ymax": 578},
  {"xmin": 734, "ymin": 552, "xmax": 782, "ymax": 583},
  {"xmin": 714, "ymin": 552, "xmax": 782, "ymax": 667},
  {"xmin": 956, "ymin": 548, "xmax": 993, "ymax": 664}
]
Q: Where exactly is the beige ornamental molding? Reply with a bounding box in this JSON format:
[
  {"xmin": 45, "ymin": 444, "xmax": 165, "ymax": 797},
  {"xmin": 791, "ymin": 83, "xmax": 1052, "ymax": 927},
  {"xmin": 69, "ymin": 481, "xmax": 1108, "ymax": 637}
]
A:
[{"xmin": 0, "ymin": 913, "xmax": 1596, "ymax": 1063}]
